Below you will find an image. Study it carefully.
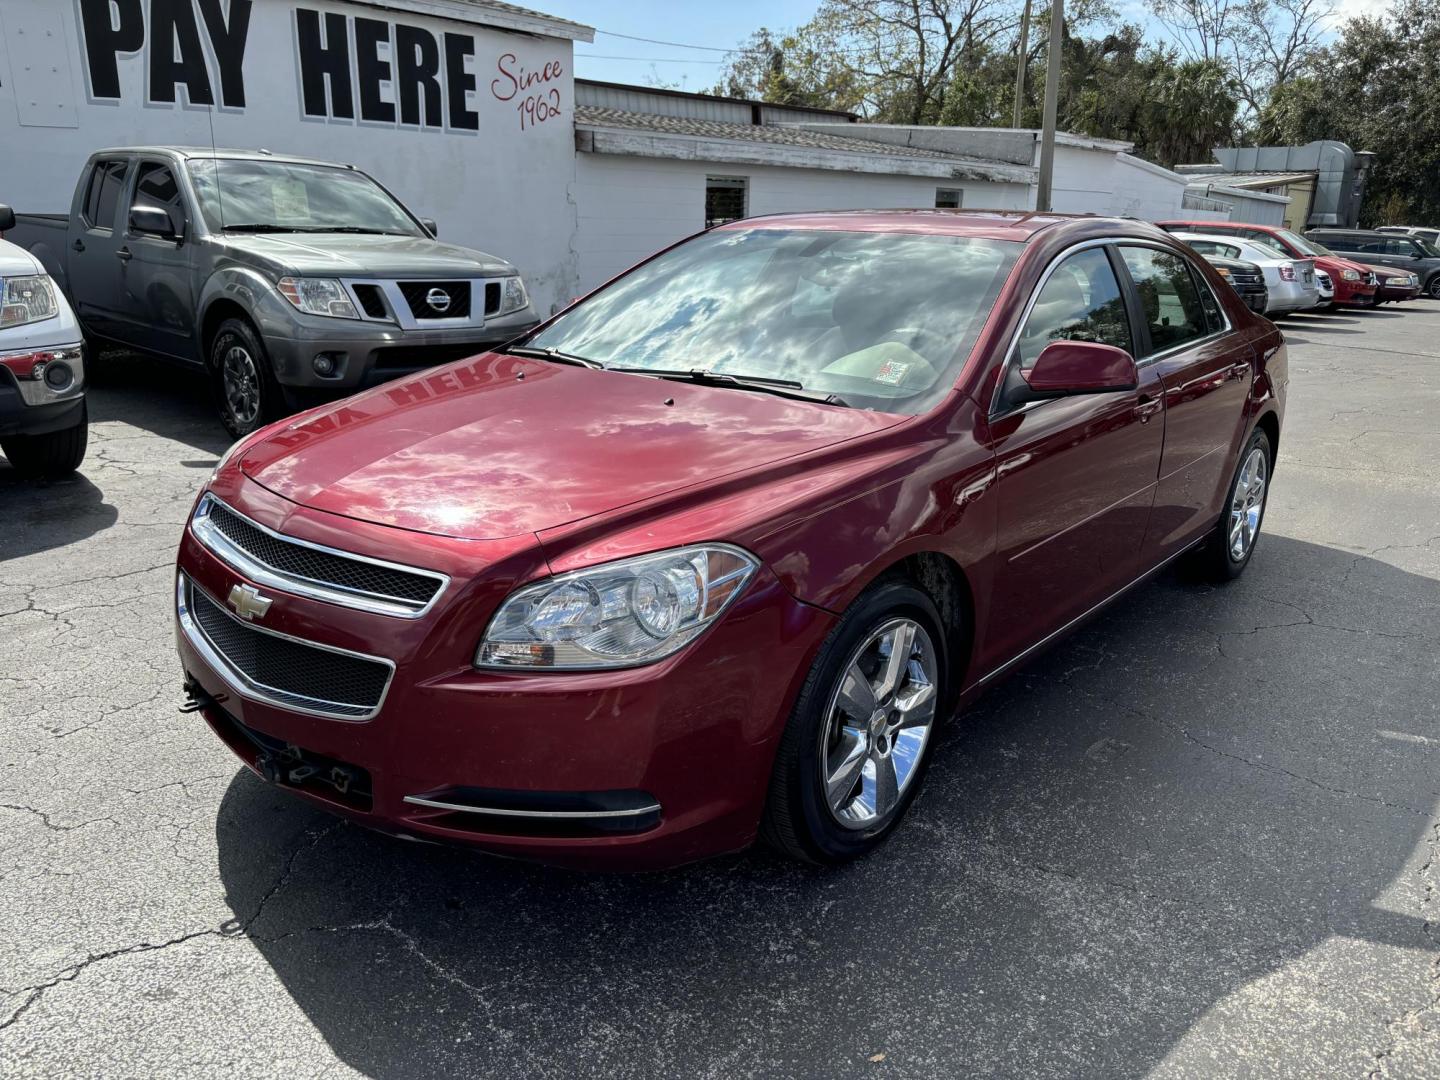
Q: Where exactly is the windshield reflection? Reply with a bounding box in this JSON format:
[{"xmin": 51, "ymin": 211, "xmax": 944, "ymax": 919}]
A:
[{"xmin": 531, "ymin": 228, "xmax": 1019, "ymax": 415}]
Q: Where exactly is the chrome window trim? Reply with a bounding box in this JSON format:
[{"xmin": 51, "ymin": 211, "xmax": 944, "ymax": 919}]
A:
[
  {"xmin": 176, "ymin": 573, "xmax": 396, "ymax": 722},
  {"xmin": 989, "ymin": 236, "xmax": 1235, "ymax": 419},
  {"xmin": 401, "ymin": 795, "xmax": 662, "ymax": 819},
  {"xmin": 191, "ymin": 494, "xmax": 449, "ymax": 619}
]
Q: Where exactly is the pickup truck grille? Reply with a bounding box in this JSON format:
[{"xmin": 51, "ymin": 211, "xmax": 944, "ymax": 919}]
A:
[
  {"xmin": 399, "ymin": 281, "xmax": 471, "ymax": 320},
  {"xmin": 192, "ymin": 495, "xmax": 447, "ymax": 617},
  {"xmin": 182, "ymin": 577, "xmax": 393, "ymax": 720}
]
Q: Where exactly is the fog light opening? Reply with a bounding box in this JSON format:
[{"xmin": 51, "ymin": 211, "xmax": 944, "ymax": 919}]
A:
[{"xmin": 312, "ymin": 353, "xmax": 342, "ymax": 378}]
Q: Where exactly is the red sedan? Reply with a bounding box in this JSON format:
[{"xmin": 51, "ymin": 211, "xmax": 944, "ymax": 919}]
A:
[
  {"xmin": 1157, "ymin": 220, "xmax": 1378, "ymax": 308},
  {"xmin": 176, "ymin": 211, "xmax": 1286, "ymax": 869}
]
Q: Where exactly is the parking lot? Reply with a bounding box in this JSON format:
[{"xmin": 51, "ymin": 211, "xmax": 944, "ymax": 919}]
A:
[{"xmin": 2, "ymin": 304, "xmax": 1438, "ymax": 1077}]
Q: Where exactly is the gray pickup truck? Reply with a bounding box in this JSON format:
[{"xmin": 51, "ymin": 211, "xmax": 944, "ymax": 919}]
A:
[{"xmin": 9, "ymin": 147, "xmax": 538, "ymax": 435}]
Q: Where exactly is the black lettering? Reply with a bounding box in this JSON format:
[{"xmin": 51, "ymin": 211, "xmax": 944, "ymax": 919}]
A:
[
  {"xmin": 148, "ymin": 0, "xmax": 214, "ymax": 105},
  {"xmin": 395, "ymin": 24, "xmax": 441, "ymax": 127},
  {"xmin": 295, "ymin": 8, "xmax": 353, "ymax": 119},
  {"xmin": 354, "ymin": 17, "xmax": 395, "ymax": 124},
  {"xmin": 443, "ymin": 32, "xmax": 478, "ymax": 131},
  {"xmin": 197, "ymin": 0, "xmax": 251, "ymax": 108},
  {"xmin": 79, "ymin": 0, "xmax": 145, "ymax": 100}
]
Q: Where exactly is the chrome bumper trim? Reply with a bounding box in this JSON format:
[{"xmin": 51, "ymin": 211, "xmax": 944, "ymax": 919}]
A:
[{"xmin": 401, "ymin": 795, "xmax": 663, "ymax": 819}]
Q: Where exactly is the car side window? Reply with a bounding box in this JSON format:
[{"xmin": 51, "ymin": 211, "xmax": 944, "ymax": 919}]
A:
[
  {"xmin": 133, "ymin": 163, "xmax": 186, "ymax": 235},
  {"xmin": 1191, "ymin": 264, "xmax": 1226, "ymax": 334},
  {"xmin": 83, "ymin": 160, "xmax": 128, "ymax": 231},
  {"xmin": 1118, "ymin": 246, "xmax": 1209, "ymax": 354},
  {"xmin": 1014, "ymin": 248, "xmax": 1132, "ymax": 370},
  {"xmin": 1386, "ymin": 238, "xmax": 1420, "ymax": 257}
]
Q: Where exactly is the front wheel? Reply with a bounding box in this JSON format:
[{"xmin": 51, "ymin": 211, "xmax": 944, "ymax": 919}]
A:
[
  {"xmin": 761, "ymin": 581, "xmax": 947, "ymax": 864},
  {"xmin": 1428, "ymin": 276, "xmax": 1440, "ymax": 300},
  {"xmin": 0, "ymin": 404, "xmax": 89, "ymax": 479},
  {"xmin": 1192, "ymin": 427, "xmax": 1272, "ymax": 582},
  {"xmin": 210, "ymin": 317, "xmax": 285, "ymax": 438}
]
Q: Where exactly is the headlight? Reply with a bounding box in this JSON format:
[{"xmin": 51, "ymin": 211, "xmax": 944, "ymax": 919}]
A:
[
  {"xmin": 1340, "ymin": 269, "xmax": 1361, "ymax": 282},
  {"xmin": 276, "ymin": 277, "xmax": 358, "ymax": 319},
  {"xmin": 498, "ymin": 276, "xmax": 528, "ymax": 316},
  {"xmin": 476, "ymin": 544, "xmax": 758, "ymax": 670},
  {"xmin": 1, "ymin": 275, "xmax": 59, "ymax": 328},
  {"xmin": 1214, "ymin": 267, "xmax": 1231, "ymax": 278},
  {"xmin": 1388, "ymin": 276, "xmax": 1409, "ymax": 286}
]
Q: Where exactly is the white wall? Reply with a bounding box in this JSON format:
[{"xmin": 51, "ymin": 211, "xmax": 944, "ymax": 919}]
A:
[
  {"xmin": 572, "ymin": 153, "xmax": 1030, "ymax": 291},
  {"xmin": 1041, "ymin": 146, "xmax": 1188, "ymax": 221},
  {"xmin": 0, "ymin": 0, "xmax": 581, "ymax": 313}
]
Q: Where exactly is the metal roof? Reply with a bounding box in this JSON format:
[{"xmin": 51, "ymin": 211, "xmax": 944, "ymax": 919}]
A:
[
  {"xmin": 1175, "ymin": 169, "xmax": 1315, "ymax": 189},
  {"xmin": 352, "ymin": 0, "xmax": 594, "ymax": 40}
]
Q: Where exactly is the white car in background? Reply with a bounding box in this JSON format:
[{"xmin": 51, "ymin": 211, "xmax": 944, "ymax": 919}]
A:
[
  {"xmin": 1171, "ymin": 232, "xmax": 1321, "ymax": 315},
  {"xmin": 0, "ymin": 204, "xmax": 87, "ymax": 478}
]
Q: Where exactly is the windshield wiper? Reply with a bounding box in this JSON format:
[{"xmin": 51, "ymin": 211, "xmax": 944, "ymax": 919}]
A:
[
  {"xmin": 502, "ymin": 345, "xmax": 605, "ymax": 370},
  {"xmin": 222, "ymin": 223, "xmax": 305, "ymax": 234},
  {"xmin": 609, "ymin": 367, "xmax": 849, "ymax": 407}
]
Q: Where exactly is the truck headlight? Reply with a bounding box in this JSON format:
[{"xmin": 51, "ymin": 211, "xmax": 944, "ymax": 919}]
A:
[
  {"xmin": 276, "ymin": 277, "xmax": 358, "ymax": 319},
  {"xmin": 498, "ymin": 276, "xmax": 529, "ymax": 316},
  {"xmin": 476, "ymin": 545, "xmax": 758, "ymax": 670},
  {"xmin": 1, "ymin": 275, "xmax": 59, "ymax": 328}
]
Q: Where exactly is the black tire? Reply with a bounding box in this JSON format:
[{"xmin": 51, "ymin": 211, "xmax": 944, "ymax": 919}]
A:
[
  {"xmin": 0, "ymin": 404, "xmax": 88, "ymax": 479},
  {"xmin": 1191, "ymin": 426, "xmax": 1272, "ymax": 582},
  {"xmin": 1428, "ymin": 275, "xmax": 1440, "ymax": 300},
  {"xmin": 210, "ymin": 316, "xmax": 286, "ymax": 438},
  {"xmin": 761, "ymin": 579, "xmax": 949, "ymax": 864}
]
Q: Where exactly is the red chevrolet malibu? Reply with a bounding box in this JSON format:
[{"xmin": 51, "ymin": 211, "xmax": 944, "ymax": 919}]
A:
[{"xmin": 176, "ymin": 211, "xmax": 1286, "ymax": 869}]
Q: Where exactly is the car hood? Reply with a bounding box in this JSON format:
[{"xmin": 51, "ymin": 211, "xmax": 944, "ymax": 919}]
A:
[
  {"xmin": 220, "ymin": 233, "xmax": 514, "ymax": 276},
  {"xmin": 1314, "ymin": 255, "xmax": 1372, "ymax": 276},
  {"xmin": 238, "ymin": 354, "xmax": 905, "ymax": 540},
  {"xmin": 0, "ymin": 239, "xmax": 43, "ymax": 277},
  {"xmin": 1358, "ymin": 262, "xmax": 1417, "ymax": 281}
]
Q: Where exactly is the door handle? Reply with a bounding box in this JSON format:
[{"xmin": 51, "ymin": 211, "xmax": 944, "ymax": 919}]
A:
[
  {"xmin": 1228, "ymin": 362, "xmax": 1250, "ymax": 381},
  {"xmin": 72, "ymin": 238, "xmax": 85, "ymax": 253},
  {"xmin": 115, "ymin": 247, "xmax": 132, "ymax": 262},
  {"xmin": 1134, "ymin": 396, "xmax": 1162, "ymax": 423}
]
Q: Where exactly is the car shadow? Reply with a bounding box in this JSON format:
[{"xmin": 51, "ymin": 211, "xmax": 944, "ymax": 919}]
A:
[
  {"xmin": 0, "ymin": 468, "xmax": 118, "ymax": 562},
  {"xmin": 213, "ymin": 535, "xmax": 1439, "ymax": 1077},
  {"xmin": 86, "ymin": 348, "xmax": 234, "ymax": 460}
]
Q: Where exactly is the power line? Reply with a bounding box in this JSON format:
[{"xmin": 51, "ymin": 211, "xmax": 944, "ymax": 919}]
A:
[
  {"xmin": 578, "ymin": 53, "xmax": 727, "ymax": 64},
  {"xmin": 595, "ymin": 29, "xmax": 732, "ymax": 53}
]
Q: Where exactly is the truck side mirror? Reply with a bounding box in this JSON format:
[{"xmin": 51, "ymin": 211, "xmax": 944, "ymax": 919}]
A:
[
  {"xmin": 0, "ymin": 204, "xmax": 15, "ymax": 233},
  {"xmin": 130, "ymin": 205, "xmax": 180, "ymax": 240},
  {"xmin": 420, "ymin": 218, "xmax": 438, "ymax": 238}
]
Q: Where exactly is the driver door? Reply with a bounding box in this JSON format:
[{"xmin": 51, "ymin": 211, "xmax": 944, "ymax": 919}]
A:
[{"xmin": 978, "ymin": 244, "xmax": 1166, "ymax": 672}]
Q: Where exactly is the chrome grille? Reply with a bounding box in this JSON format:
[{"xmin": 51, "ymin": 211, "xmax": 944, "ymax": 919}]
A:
[
  {"xmin": 192, "ymin": 495, "xmax": 446, "ymax": 617},
  {"xmin": 181, "ymin": 577, "xmax": 393, "ymax": 720}
]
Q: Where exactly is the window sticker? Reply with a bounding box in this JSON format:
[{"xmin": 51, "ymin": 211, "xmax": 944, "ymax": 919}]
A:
[
  {"xmin": 271, "ymin": 179, "xmax": 311, "ymax": 223},
  {"xmin": 874, "ymin": 358, "xmax": 911, "ymax": 385}
]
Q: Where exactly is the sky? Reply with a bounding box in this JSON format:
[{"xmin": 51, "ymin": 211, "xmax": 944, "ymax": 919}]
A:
[{"xmin": 539, "ymin": 0, "xmax": 1390, "ymax": 98}]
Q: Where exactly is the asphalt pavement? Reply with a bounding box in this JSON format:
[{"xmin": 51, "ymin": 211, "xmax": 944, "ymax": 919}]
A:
[{"xmin": 2, "ymin": 305, "xmax": 1438, "ymax": 1078}]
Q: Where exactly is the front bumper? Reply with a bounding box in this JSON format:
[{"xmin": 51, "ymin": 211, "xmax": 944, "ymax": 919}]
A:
[
  {"xmin": 1332, "ymin": 279, "xmax": 1378, "ymax": 306},
  {"xmin": 174, "ymin": 480, "xmax": 834, "ymax": 870},
  {"xmin": 0, "ymin": 344, "xmax": 86, "ymax": 438},
  {"xmin": 265, "ymin": 311, "xmax": 540, "ymax": 390}
]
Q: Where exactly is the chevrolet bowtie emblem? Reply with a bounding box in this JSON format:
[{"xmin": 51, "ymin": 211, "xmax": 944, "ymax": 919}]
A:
[{"xmin": 227, "ymin": 584, "xmax": 273, "ymax": 621}]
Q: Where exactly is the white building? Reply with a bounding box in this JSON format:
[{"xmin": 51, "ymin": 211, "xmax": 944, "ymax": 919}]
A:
[{"xmin": 0, "ymin": 0, "xmax": 1201, "ymax": 316}]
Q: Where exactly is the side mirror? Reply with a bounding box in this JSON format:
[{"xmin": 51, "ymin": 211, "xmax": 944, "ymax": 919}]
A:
[
  {"xmin": 130, "ymin": 205, "xmax": 180, "ymax": 240},
  {"xmin": 0, "ymin": 204, "xmax": 14, "ymax": 233},
  {"xmin": 420, "ymin": 218, "xmax": 438, "ymax": 238},
  {"xmin": 1009, "ymin": 340, "xmax": 1138, "ymax": 406}
]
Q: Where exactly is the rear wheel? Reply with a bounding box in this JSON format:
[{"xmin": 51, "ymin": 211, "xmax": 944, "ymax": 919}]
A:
[
  {"xmin": 1191, "ymin": 427, "xmax": 1271, "ymax": 582},
  {"xmin": 1428, "ymin": 276, "xmax": 1440, "ymax": 300},
  {"xmin": 210, "ymin": 317, "xmax": 284, "ymax": 438},
  {"xmin": 761, "ymin": 580, "xmax": 947, "ymax": 864},
  {"xmin": 0, "ymin": 404, "xmax": 88, "ymax": 478}
]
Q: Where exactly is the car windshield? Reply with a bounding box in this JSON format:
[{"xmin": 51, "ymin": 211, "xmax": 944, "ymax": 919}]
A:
[
  {"xmin": 186, "ymin": 158, "xmax": 423, "ymax": 236},
  {"xmin": 1415, "ymin": 238, "xmax": 1440, "ymax": 257},
  {"xmin": 527, "ymin": 227, "xmax": 1020, "ymax": 414},
  {"xmin": 1273, "ymin": 228, "xmax": 1324, "ymax": 257}
]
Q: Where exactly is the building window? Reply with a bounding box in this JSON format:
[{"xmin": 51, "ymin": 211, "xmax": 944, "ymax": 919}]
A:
[
  {"xmin": 706, "ymin": 176, "xmax": 748, "ymax": 227},
  {"xmin": 935, "ymin": 188, "xmax": 963, "ymax": 209}
]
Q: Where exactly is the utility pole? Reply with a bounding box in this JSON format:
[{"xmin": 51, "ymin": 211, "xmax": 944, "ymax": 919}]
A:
[
  {"xmin": 1034, "ymin": 0, "xmax": 1063, "ymax": 212},
  {"xmin": 1014, "ymin": 0, "xmax": 1032, "ymax": 129}
]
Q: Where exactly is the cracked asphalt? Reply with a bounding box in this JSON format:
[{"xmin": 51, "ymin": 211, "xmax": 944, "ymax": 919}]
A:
[{"xmin": 2, "ymin": 305, "xmax": 1438, "ymax": 1079}]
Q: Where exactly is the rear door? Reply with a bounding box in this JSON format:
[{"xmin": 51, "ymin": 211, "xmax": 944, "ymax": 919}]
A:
[
  {"xmin": 981, "ymin": 243, "xmax": 1167, "ymax": 669},
  {"xmin": 67, "ymin": 157, "xmax": 132, "ymax": 338},
  {"xmin": 116, "ymin": 159, "xmax": 199, "ymax": 361},
  {"xmin": 1117, "ymin": 244, "xmax": 1251, "ymax": 557}
]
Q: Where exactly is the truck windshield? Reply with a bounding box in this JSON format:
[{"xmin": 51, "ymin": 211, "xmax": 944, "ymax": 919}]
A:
[
  {"xmin": 527, "ymin": 226, "xmax": 1019, "ymax": 415},
  {"xmin": 186, "ymin": 159, "xmax": 422, "ymax": 237}
]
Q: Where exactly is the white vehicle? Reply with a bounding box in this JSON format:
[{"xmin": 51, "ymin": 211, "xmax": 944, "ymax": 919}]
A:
[
  {"xmin": 1377, "ymin": 225, "xmax": 1440, "ymax": 246},
  {"xmin": 0, "ymin": 205, "xmax": 87, "ymax": 478},
  {"xmin": 1315, "ymin": 268, "xmax": 1334, "ymax": 303},
  {"xmin": 1171, "ymin": 232, "xmax": 1321, "ymax": 315}
]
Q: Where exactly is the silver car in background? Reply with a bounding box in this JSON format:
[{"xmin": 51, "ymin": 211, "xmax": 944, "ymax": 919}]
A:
[{"xmin": 1171, "ymin": 232, "xmax": 1320, "ymax": 315}]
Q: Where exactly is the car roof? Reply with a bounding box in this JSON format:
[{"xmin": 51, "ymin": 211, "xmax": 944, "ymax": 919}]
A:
[
  {"xmin": 91, "ymin": 146, "xmax": 357, "ymax": 170},
  {"xmin": 1158, "ymin": 219, "xmax": 1289, "ymax": 235},
  {"xmin": 719, "ymin": 209, "xmax": 1176, "ymax": 245}
]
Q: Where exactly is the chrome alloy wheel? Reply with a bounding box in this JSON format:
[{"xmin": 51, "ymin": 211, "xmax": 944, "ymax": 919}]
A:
[
  {"xmin": 223, "ymin": 345, "xmax": 261, "ymax": 427},
  {"xmin": 820, "ymin": 618, "xmax": 938, "ymax": 830},
  {"xmin": 1229, "ymin": 446, "xmax": 1268, "ymax": 560}
]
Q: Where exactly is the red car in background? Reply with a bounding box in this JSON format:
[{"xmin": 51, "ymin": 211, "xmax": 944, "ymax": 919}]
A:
[
  {"xmin": 176, "ymin": 211, "xmax": 1286, "ymax": 870},
  {"xmin": 1157, "ymin": 221, "xmax": 1378, "ymax": 308}
]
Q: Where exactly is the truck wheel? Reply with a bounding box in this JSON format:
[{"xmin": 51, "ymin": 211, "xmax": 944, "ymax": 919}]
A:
[
  {"xmin": 210, "ymin": 317, "xmax": 283, "ymax": 438},
  {"xmin": 1, "ymin": 404, "xmax": 89, "ymax": 479}
]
